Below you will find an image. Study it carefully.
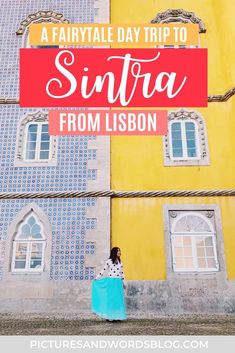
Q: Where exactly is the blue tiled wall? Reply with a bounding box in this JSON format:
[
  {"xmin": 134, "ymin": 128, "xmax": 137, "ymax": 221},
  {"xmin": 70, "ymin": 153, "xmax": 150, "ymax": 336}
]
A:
[
  {"xmin": 0, "ymin": 1, "xmax": 102, "ymax": 282},
  {"xmin": 0, "ymin": 198, "xmax": 97, "ymax": 280},
  {"xmin": 0, "ymin": 1, "xmax": 98, "ymax": 193},
  {"xmin": 0, "ymin": 107, "xmax": 97, "ymax": 193},
  {"xmin": 0, "ymin": 0, "xmax": 95, "ymax": 98}
]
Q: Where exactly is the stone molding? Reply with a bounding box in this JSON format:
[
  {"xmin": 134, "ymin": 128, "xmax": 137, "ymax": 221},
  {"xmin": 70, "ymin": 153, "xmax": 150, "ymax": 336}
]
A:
[
  {"xmin": 163, "ymin": 109, "xmax": 210, "ymax": 166},
  {"xmin": 3, "ymin": 202, "xmax": 52, "ymax": 280},
  {"xmin": 16, "ymin": 11, "xmax": 69, "ymax": 35},
  {"xmin": 14, "ymin": 111, "xmax": 58, "ymax": 167},
  {"xmin": 2, "ymin": 88, "xmax": 235, "ymax": 105},
  {"xmin": 208, "ymin": 87, "xmax": 235, "ymax": 102},
  {"xmin": 162, "ymin": 204, "xmax": 227, "ymax": 279},
  {"xmin": 151, "ymin": 8, "xmax": 206, "ymax": 33}
]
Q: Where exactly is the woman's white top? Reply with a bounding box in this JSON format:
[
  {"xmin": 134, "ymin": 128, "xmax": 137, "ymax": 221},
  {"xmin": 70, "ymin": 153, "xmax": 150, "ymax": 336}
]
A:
[{"xmin": 96, "ymin": 259, "xmax": 125, "ymax": 281}]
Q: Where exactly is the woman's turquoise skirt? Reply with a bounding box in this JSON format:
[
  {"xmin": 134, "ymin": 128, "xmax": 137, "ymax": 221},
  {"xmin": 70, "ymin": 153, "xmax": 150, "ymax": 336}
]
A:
[{"xmin": 91, "ymin": 277, "xmax": 127, "ymax": 320}]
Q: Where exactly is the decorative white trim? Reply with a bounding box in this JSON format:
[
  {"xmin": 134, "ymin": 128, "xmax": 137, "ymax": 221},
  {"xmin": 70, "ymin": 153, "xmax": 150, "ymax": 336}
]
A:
[
  {"xmin": 151, "ymin": 9, "xmax": 206, "ymax": 33},
  {"xmin": 24, "ymin": 122, "xmax": 51, "ymax": 162},
  {"xmin": 163, "ymin": 109, "xmax": 210, "ymax": 166},
  {"xmin": 94, "ymin": 0, "xmax": 110, "ymax": 24},
  {"xmin": 11, "ymin": 211, "xmax": 46, "ymax": 273},
  {"xmin": 87, "ymin": 136, "xmax": 110, "ymax": 190},
  {"xmin": 4, "ymin": 203, "xmax": 52, "ymax": 279},
  {"xmin": 171, "ymin": 211, "xmax": 215, "ymax": 232},
  {"xmin": 16, "ymin": 11, "xmax": 70, "ymax": 47},
  {"xmin": 14, "ymin": 111, "xmax": 58, "ymax": 167},
  {"xmin": 163, "ymin": 204, "xmax": 227, "ymax": 278},
  {"xmin": 85, "ymin": 198, "xmax": 110, "ymax": 268},
  {"xmin": 16, "ymin": 11, "xmax": 69, "ymax": 35}
]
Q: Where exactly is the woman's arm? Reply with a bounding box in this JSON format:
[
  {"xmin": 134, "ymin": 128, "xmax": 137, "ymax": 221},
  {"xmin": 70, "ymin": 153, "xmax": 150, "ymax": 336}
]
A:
[{"xmin": 95, "ymin": 259, "xmax": 110, "ymax": 279}]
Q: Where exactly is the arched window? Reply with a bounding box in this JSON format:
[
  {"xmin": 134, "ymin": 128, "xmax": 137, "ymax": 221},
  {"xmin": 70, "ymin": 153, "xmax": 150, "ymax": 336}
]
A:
[
  {"xmin": 170, "ymin": 211, "xmax": 219, "ymax": 272},
  {"xmin": 14, "ymin": 111, "xmax": 57, "ymax": 166},
  {"xmin": 163, "ymin": 109, "xmax": 209, "ymax": 166},
  {"xmin": 11, "ymin": 212, "xmax": 46, "ymax": 272}
]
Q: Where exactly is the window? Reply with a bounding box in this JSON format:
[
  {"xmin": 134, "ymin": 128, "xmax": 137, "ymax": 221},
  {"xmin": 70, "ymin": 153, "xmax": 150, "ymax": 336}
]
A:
[
  {"xmin": 15, "ymin": 111, "xmax": 57, "ymax": 167},
  {"xmin": 163, "ymin": 109, "xmax": 210, "ymax": 166},
  {"xmin": 151, "ymin": 9, "xmax": 205, "ymax": 49},
  {"xmin": 25, "ymin": 122, "xmax": 50, "ymax": 161},
  {"xmin": 162, "ymin": 45, "xmax": 197, "ymax": 48},
  {"xmin": 170, "ymin": 120, "xmax": 199, "ymax": 159},
  {"xmin": 31, "ymin": 45, "xmax": 59, "ymax": 48},
  {"xmin": 11, "ymin": 212, "xmax": 46, "ymax": 273},
  {"xmin": 170, "ymin": 211, "xmax": 219, "ymax": 272}
]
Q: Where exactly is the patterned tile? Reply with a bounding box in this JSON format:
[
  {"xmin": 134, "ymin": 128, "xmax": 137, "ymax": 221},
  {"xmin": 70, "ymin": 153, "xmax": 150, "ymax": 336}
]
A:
[
  {"xmin": 0, "ymin": 198, "xmax": 97, "ymax": 280},
  {"xmin": 0, "ymin": 0, "xmax": 107, "ymax": 282}
]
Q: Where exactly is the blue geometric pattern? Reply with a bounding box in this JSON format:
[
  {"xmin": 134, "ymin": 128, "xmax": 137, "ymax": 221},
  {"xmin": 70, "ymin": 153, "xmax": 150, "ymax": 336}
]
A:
[
  {"xmin": 87, "ymin": 169, "xmax": 98, "ymax": 181},
  {"xmin": 0, "ymin": 0, "xmax": 101, "ymax": 281},
  {"xmin": 85, "ymin": 241, "xmax": 96, "ymax": 255},
  {"xmin": 0, "ymin": 198, "xmax": 97, "ymax": 280},
  {"xmin": 0, "ymin": 0, "xmax": 95, "ymax": 98},
  {"xmin": 0, "ymin": 0, "xmax": 97, "ymax": 193},
  {"xmin": 86, "ymin": 218, "xmax": 97, "ymax": 230},
  {"xmin": 0, "ymin": 106, "xmax": 97, "ymax": 193}
]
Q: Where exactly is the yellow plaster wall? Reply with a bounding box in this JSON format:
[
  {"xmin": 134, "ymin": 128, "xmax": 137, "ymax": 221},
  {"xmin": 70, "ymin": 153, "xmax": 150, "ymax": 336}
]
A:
[
  {"xmin": 111, "ymin": 0, "xmax": 235, "ymax": 92},
  {"xmin": 110, "ymin": 0, "xmax": 235, "ymax": 280},
  {"xmin": 112, "ymin": 197, "xmax": 235, "ymax": 280}
]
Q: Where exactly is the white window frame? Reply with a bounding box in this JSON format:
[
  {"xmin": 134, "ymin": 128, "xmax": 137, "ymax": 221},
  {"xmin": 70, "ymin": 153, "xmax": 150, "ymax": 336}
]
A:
[
  {"xmin": 15, "ymin": 111, "xmax": 58, "ymax": 167},
  {"xmin": 11, "ymin": 212, "xmax": 46, "ymax": 273},
  {"xmin": 24, "ymin": 122, "xmax": 52, "ymax": 162},
  {"xmin": 159, "ymin": 45, "xmax": 199, "ymax": 49},
  {"xmin": 11, "ymin": 240, "xmax": 46, "ymax": 273},
  {"xmin": 156, "ymin": 22, "xmax": 201, "ymax": 49},
  {"xmin": 169, "ymin": 120, "xmax": 200, "ymax": 160},
  {"xmin": 23, "ymin": 25, "xmax": 64, "ymax": 49},
  {"xmin": 170, "ymin": 212, "xmax": 219, "ymax": 273},
  {"xmin": 158, "ymin": 33, "xmax": 200, "ymax": 49}
]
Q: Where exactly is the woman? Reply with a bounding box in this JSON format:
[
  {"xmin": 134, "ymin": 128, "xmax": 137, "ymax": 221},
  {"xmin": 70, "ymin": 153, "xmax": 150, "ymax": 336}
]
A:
[{"xmin": 91, "ymin": 247, "xmax": 127, "ymax": 322}]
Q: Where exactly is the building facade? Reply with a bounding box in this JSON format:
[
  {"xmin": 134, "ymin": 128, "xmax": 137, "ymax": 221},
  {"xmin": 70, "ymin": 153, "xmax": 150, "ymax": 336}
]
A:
[
  {"xmin": 0, "ymin": 0, "xmax": 235, "ymax": 315},
  {"xmin": 111, "ymin": 0, "xmax": 235, "ymax": 314},
  {"xmin": 0, "ymin": 0, "xmax": 111, "ymax": 313}
]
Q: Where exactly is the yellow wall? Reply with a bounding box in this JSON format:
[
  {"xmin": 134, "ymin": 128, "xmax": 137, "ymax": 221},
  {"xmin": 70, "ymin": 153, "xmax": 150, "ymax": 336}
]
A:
[
  {"xmin": 111, "ymin": 102, "xmax": 235, "ymax": 191},
  {"xmin": 110, "ymin": 1, "xmax": 235, "ymax": 280},
  {"xmin": 112, "ymin": 197, "xmax": 235, "ymax": 280},
  {"xmin": 111, "ymin": 0, "xmax": 235, "ymax": 92}
]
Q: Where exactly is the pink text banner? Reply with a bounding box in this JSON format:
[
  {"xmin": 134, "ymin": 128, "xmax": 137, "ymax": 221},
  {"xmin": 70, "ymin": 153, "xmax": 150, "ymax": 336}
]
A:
[{"xmin": 48, "ymin": 110, "xmax": 168, "ymax": 135}]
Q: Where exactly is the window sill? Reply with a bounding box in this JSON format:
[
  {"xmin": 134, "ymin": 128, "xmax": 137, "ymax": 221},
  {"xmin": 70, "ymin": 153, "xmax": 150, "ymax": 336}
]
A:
[
  {"xmin": 170, "ymin": 271, "xmax": 219, "ymax": 278},
  {"xmin": 14, "ymin": 160, "xmax": 58, "ymax": 167},
  {"xmin": 10, "ymin": 271, "xmax": 43, "ymax": 275},
  {"xmin": 164, "ymin": 159, "xmax": 210, "ymax": 167}
]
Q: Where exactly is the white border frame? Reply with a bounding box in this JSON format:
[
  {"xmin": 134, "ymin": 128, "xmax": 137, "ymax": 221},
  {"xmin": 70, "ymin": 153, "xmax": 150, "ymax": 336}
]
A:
[
  {"xmin": 12, "ymin": 241, "xmax": 45, "ymax": 273},
  {"xmin": 11, "ymin": 211, "xmax": 46, "ymax": 273},
  {"xmin": 14, "ymin": 111, "xmax": 58, "ymax": 167},
  {"xmin": 24, "ymin": 122, "xmax": 52, "ymax": 162},
  {"xmin": 170, "ymin": 211, "xmax": 219, "ymax": 273},
  {"xmin": 169, "ymin": 120, "xmax": 200, "ymax": 161}
]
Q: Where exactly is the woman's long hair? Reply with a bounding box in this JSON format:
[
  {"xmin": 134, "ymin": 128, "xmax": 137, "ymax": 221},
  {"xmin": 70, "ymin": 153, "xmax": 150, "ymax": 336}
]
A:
[{"xmin": 109, "ymin": 247, "xmax": 121, "ymax": 264}]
